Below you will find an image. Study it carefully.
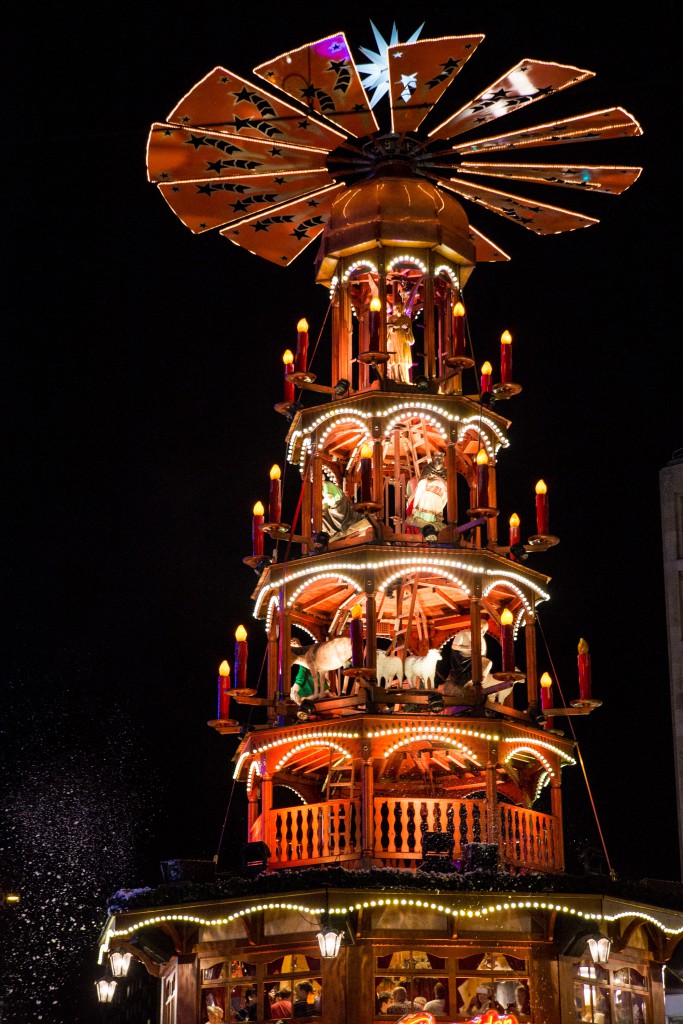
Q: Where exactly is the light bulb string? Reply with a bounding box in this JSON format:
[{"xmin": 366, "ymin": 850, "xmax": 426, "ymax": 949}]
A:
[{"xmin": 536, "ymin": 613, "xmax": 614, "ymax": 877}]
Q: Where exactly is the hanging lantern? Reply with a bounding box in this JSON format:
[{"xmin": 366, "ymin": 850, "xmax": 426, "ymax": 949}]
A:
[
  {"xmin": 316, "ymin": 922, "xmax": 343, "ymax": 959},
  {"xmin": 94, "ymin": 979, "xmax": 117, "ymax": 1003},
  {"xmin": 587, "ymin": 936, "xmax": 611, "ymax": 964},
  {"xmin": 109, "ymin": 951, "xmax": 132, "ymax": 978}
]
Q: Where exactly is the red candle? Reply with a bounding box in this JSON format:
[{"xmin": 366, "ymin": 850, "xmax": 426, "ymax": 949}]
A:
[
  {"xmin": 540, "ymin": 671, "xmax": 553, "ymax": 730},
  {"xmin": 475, "ymin": 449, "xmax": 489, "ymax": 507},
  {"xmin": 268, "ymin": 465, "xmax": 282, "ymax": 523},
  {"xmin": 218, "ymin": 660, "xmax": 231, "ymax": 718},
  {"xmin": 500, "ymin": 329, "xmax": 513, "ymax": 383},
  {"xmin": 252, "ymin": 501, "xmax": 264, "ymax": 557},
  {"xmin": 535, "ymin": 480, "xmax": 549, "ymax": 535},
  {"xmin": 295, "ymin": 318, "xmax": 309, "ymax": 373},
  {"xmin": 509, "ymin": 513, "xmax": 520, "ymax": 547},
  {"xmin": 234, "ymin": 626, "xmax": 248, "ymax": 688},
  {"xmin": 359, "ymin": 443, "xmax": 373, "ymax": 502},
  {"xmin": 500, "ymin": 608, "xmax": 515, "ymax": 673},
  {"xmin": 578, "ymin": 638, "xmax": 592, "ymax": 701},
  {"xmin": 453, "ymin": 301, "xmax": 466, "ymax": 356},
  {"xmin": 282, "ymin": 349, "xmax": 295, "ymax": 403},
  {"xmin": 480, "ymin": 360, "xmax": 492, "ymax": 394},
  {"xmin": 369, "ymin": 297, "xmax": 381, "ymax": 348},
  {"xmin": 349, "ymin": 603, "xmax": 364, "ymax": 667}
]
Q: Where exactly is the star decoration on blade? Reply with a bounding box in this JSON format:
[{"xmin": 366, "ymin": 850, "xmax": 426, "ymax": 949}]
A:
[
  {"xmin": 357, "ymin": 20, "xmax": 424, "ymax": 108},
  {"xmin": 146, "ymin": 22, "xmax": 642, "ymax": 267}
]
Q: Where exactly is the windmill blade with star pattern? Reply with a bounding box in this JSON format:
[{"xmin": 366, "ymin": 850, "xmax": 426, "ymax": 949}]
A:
[
  {"xmin": 438, "ymin": 177, "xmax": 599, "ymax": 234},
  {"xmin": 253, "ymin": 33, "xmax": 379, "ymax": 138},
  {"xmin": 387, "ymin": 34, "xmax": 484, "ymax": 134},
  {"xmin": 450, "ymin": 107, "xmax": 642, "ymax": 156},
  {"xmin": 166, "ymin": 67, "xmax": 347, "ymax": 150},
  {"xmin": 219, "ymin": 184, "xmax": 345, "ymax": 266},
  {"xmin": 147, "ymin": 123, "xmax": 331, "ymax": 184},
  {"xmin": 429, "ymin": 59, "xmax": 594, "ymax": 141},
  {"xmin": 456, "ymin": 162, "xmax": 642, "ymax": 195},
  {"xmin": 158, "ymin": 170, "xmax": 335, "ymax": 233}
]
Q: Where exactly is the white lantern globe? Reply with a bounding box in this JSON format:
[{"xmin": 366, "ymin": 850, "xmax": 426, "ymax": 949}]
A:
[{"xmin": 95, "ymin": 978, "xmax": 117, "ymax": 1003}]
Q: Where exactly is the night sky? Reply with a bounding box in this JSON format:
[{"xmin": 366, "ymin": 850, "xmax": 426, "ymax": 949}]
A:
[{"xmin": 3, "ymin": 2, "xmax": 680, "ymax": 1020}]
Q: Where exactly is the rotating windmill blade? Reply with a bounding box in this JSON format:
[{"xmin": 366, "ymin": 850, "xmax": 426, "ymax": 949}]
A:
[{"xmin": 147, "ymin": 25, "xmax": 642, "ymax": 265}]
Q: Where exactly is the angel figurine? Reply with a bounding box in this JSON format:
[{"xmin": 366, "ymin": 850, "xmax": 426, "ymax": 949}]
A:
[{"xmin": 386, "ymin": 302, "xmax": 415, "ymax": 383}]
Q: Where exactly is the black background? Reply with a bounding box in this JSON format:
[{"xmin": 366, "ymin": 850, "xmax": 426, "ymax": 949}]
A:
[{"xmin": 3, "ymin": 2, "xmax": 681, "ymax": 1020}]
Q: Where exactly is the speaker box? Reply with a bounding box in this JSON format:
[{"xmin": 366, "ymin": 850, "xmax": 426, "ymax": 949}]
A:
[{"xmin": 241, "ymin": 841, "xmax": 271, "ymax": 875}]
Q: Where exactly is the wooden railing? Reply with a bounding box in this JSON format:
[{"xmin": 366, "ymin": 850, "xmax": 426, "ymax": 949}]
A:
[
  {"xmin": 265, "ymin": 798, "xmax": 562, "ymax": 872},
  {"xmin": 499, "ymin": 804, "xmax": 562, "ymax": 872},
  {"xmin": 269, "ymin": 800, "xmax": 360, "ymax": 867}
]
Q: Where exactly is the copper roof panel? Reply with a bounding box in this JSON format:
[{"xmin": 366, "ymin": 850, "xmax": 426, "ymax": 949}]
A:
[
  {"xmin": 147, "ymin": 123, "xmax": 329, "ymax": 183},
  {"xmin": 387, "ymin": 34, "xmax": 484, "ymax": 134},
  {"xmin": 429, "ymin": 59, "xmax": 594, "ymax": 140},
  {"xmin": 458, "ymin": 162, "xmax": 642, "ymax": 194},
  {"xmin": 441, "ymin": 178, "xmax": 599, "ymax": 234},
  {"xmin": 451, "ymin": 107, "xmax": 642, "ymax": 155},
  {"xmin": 219, "ymin": 184, "xmax": 344, "ymax": 265},
  {"xmin": 167, "ymin": 67, "xmax": 346, "ymax": 150},
  {"xmin": 158, "ymin": 170, "xmax": 333, "ymax": 233},
  {"xmin": 253, "ymin": 32, "xmax": 378, "ymax": 138}
]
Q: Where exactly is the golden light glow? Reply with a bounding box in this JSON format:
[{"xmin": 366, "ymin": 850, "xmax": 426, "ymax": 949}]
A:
[
  {"xmin": 4, "ymin": 893, "xmax": 20, "ymax": 903},
  {"xmin": 578, "ymin": 637, "xmax": 589, "ymax": 654},
  {"xmin": 253, "ymin": 501, "xmax": 265, "ymax": 516},
  {"xmin": 270, "ymin": 465, "xmax": 281, "ymax": 480},
  {"xmin": 535, "ymin": 479, "xmax": 547, "ymax": 495},
  {"xmin": 351, "ymin": 603, "xmax": 362, "ymax": 619},
  {"xmin": 501, "ymin": 330, "xmax": 512, "ymax": 344},
  {"xmin": 282, "ymin": 349, "xmax": 294, "ymax": 365},
  {"xmin": 297, "ymin": 318, "xmax": 309, "ymax": 332},
  {"xmin": 509, "ymin": 512, "xmax": 520, "ymax": 527},
  {"xmin": 540, "ymin": 671, "xmax": 553, "ymax": 688},
  {"xmin": 235, "ymin": 625, "xmax": 248, "ymax": 642},
  {"xmin": 454, "ymin": 301, "xmax": 465, "ymax": 316},
  {"xmin": 500, "ymin": 608, "xmax": 514, "ymax": 626},
  {"xmin": 476, "ymin": 449, "xmax": 489, "ymax": 465},
  {"xmin": 481, "ymin": 361, "xmax": 493, "ymax": 374},
  {"xmin": 360, "ymin": 443, "xmax": 373, "ymax": 459},
  {"xmin": 219, "ymin": 660, "xmax": 231, "ymax": 678},
  {"xmin": 370, "ymin": 297, "xmax": 381, "ymax": 312}
]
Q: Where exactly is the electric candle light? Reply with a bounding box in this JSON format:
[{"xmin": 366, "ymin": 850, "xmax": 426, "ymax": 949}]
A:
[
  {"xmin": 540, "ymin": 671, "xmax": 553, "ymax": 729},
  {"xmin": 480, "ymin": 360, "xmax": 492, "ymax": 394},
  {"xmin": 359, "ymin": 442, "xmax": 373, "ymax": 502},
  {"xmin": 578, "ymin": 637, "xmax": 592, "ymax": 701},
  {"xmin": 475, "ymin": 448, "xmax": 489, "ymax": 507},
  {"xmin": 500, "ymin": 329, "xmax": 513, "ymax": 383},
  {"xmin": 535, "ymin": 479, "xmax": 549, "ymax": 535},
  {"xmin": 295, "ymin": 318, "xmax": 309, "ymax": 373},
  {"xmin": 509, "ymin": 512, "xmax": 520, "ymax": 546},
  {"xmin": 268, "ymin": 465, "xmax": 282, "ymax": 523},
  {"xmin": 251, "ymin": 501, "xmax": 265, "ymax": 557},
  {"xmin": 349, "ymin": 603, "xmax": 364, "ymax": 667},
  {"xmin": 369, "ymin": 296, "xmax": 381, "ymax": 348},
  {"xmin": 500, "ymin": 608, "xmax": 515, "ymax": 673},
  {"xmin": 234, "ymin": 625, "xmax": 248, "ymax": 688},
  {"xmin": 282, "ymin": 349, "xmax": 295, "ymax": 403},
  {"xmin": 218, "ymin": 660, "xmax": 231, "ymax": 718},
  {"xmin": 453, "ymin": 301, "xmax": 466, "ymax": 355}
]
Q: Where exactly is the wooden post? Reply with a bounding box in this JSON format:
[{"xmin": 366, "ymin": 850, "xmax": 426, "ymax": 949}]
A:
[
  {"xmin": 393, "ymin": 427, "xmax": 404, "ymax": 532},
  {"xmin": 486, "ymin": 738, "xmax": 500, "ymax": 850},
  {"xmin": 261, "ymin": 772, "xmax": 273, "ymax": 862},
  {"xmin": 247, "ymin": 783, "xmax": 260, "ymax": 838},
  {"xmin": 278, "ymin": 594, "xmax": 291, "ymax": 705},
  {"xmin": 372, "ymin": 436, "xmax": 383, "ymax": 510},
  {"xmin": 175, "ymin": 954, "xmax": 199, "ymax": 1024},
  {"xmin": 550, "ymin": 780, "xmax": 565, "ymax": 871},
  {"xmin": 340, "ymin": 267, "xmax": 354, "ymax": 390},
  {"xmin": 268, "ymin": 615, "xmax": 279, "ymax": 723},
  {"xmin": 301, "ymin": 455, "xmax": 312, "ymax": 554},
  {"xmin": 446, "ymin": 435, "xmax": 458, "ymax": 526},
  {"xmin": 525, "ymin": 596, "xmax": 539, "ymax": 710},
  {"xmin": 470, "ymin": 579, "xmax": 483, "ymax": 705},
  {"xmin": 378, "ymin": 250, "xmax": 387, "ymax": 354},
  {"xmin": 361, "ymin": 749, "xmax": 374, "ymax": 864},
  {"xmin": 487, "ymin": 461, "xmax": 498, "ymax": 546},
  {"xmin": 364, "ymin": 589, "xmax": 377, "ymax": 672},
  {"xmin": 424, "ymin": 253, "xmax": 436, "ymax": 379},
  {"xmin": 312, "ymin": 435, "xmax": 323, "ymax": 535}
]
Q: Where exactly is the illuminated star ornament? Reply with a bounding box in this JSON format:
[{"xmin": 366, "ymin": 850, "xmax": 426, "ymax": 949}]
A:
[{"xmin": 146, "ymin": 23, "xmax": 642, "ymax": 266}]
